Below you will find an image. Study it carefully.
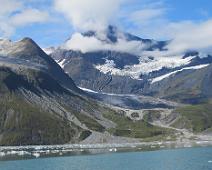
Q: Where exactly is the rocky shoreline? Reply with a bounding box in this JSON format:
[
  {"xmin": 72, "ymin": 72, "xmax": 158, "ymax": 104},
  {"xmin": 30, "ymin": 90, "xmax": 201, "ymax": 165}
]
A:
[{"xmin": 1, "ymin": 140, "xmax": 212, "ymax": 161}]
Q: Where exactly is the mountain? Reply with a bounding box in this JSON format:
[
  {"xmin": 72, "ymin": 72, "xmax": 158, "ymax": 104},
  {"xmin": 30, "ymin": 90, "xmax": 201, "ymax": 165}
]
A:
[
  {"xmin": 1, "ymin": 35, "xmax": 212, "ymax": 147},
  {"xmin": 0, "ymin": 38, "xmax": 112, "ymax": 145},
  {"xmin": 1, "ymin": 38, "xmax": 184, "ymax": 146},
  {"xmin": 49, "ymin": 26, "xmax": 212, "ymax": 104},
  {"xmin": 0, "ymin": 38, "xmax": 80, "ymax": 93},
  {"xmin": 48, "ymin": 26, "xmax": 168, "ymax": 94}
]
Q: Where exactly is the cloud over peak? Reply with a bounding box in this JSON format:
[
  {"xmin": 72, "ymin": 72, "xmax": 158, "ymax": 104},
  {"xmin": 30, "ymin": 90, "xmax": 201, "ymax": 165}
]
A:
[{"xmin": 63, "ymin": 31, "xmax": 146, "ymax": 55}]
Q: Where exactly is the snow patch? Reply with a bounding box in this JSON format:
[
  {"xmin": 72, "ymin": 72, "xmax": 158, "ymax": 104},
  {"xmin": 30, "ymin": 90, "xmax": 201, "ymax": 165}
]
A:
[
  {"xmin": 79, "ymin": 87, "xmax": 98, "ymax": 93},
  {"xmin": 95, "ymin": 56, "xmax": 195, "ymax": 79},
  {"xmin": 42, "ymin": 47, "xmax": 56, "ymax": 55},
  {"xmin": 151, "ymin": 64, "xmax": 209, "ymax": 84},
  {"xmin": 56, "ymin": 59, "xmax": 66, "ymax": 69}
]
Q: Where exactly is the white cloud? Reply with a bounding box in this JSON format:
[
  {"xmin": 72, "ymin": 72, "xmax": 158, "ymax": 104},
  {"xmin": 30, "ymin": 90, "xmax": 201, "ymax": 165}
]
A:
[
  {"xmin": 129, "ymin": 8, "xmax": 166, "ymax": 25},
  {"xmin": 0, "ymin": 0, "xmax": 49, "ymax": 37},
  {"xmin": 139, "ymin": 20, "xmax": 212, "ymax": 58},
  {"xmin": 0, "ymin": 0, "xmax": 22, "ymax": 15},
  {"xmin": 167, "ymin": 20, "xmax": 212, "ymax": 55},
  {"xmin": 63, "ymin": 17, "xmax": 212, "ymax": 57},
  {"xmin": 125, "ymin": 2, "xmax": 212, "ymax": 57},
  {"xmin": 54, "ymin": 0, "xmax": 123, "ymax": 31},
  {"xmin": 11, "ymin": 9, "xmax": 49, "ymax": 26},
  {"xmin": 63, "ymin": 32, "xmax": 146, "ymax": 54}
]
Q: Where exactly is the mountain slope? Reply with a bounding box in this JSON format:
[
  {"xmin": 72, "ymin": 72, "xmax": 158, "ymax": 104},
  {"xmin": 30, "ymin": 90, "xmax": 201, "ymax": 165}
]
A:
[
  {"xmin": 0, "ymin": 39, "xmax": 109, "ymax": 145},
  {"xmin": 171, "ymin": 103, "xmax": 212, "ymax": 133},
  {"xmin": 0, "ymin": 38, "xmax": 80, "ymax": 93},
  {"xmin": 0, "ymin": 67, "xmax": 86, "ymax": 145},
  {"xmin": 147, "ymin": 64, "xmax": 212, "ymax": 104}
]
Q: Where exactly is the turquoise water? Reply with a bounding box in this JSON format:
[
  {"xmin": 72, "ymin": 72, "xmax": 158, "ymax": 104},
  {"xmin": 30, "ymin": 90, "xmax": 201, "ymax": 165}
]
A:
[{"xmin": 0, "ymin": 147, "xmax": 212, "ymax": 170}]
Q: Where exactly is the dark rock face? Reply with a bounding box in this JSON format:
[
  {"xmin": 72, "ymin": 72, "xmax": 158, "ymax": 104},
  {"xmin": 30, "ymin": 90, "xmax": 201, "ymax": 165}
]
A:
[{"xmin": 51, "ymin": 50, "xmax": 145, "ymax": 94}]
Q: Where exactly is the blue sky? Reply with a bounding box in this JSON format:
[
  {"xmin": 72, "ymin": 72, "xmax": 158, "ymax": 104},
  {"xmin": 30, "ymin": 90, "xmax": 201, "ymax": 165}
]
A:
[
  {"xmin": 0, "ymin": 0, "xmax": 212, "ymax": 47},
  {"xmin": 166, "ymin": 0, "xmax": 212, "ymax": 20}
]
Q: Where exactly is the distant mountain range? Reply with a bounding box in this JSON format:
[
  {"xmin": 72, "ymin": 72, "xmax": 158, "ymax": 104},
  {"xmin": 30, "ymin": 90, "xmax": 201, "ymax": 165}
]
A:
[
  {"xmin": 47, "ymin": 26, "xmax": 212, "ymax": 104},
  {"xmin": 0, "ymin": 26, "xmax": 212, "ymax": 146}
]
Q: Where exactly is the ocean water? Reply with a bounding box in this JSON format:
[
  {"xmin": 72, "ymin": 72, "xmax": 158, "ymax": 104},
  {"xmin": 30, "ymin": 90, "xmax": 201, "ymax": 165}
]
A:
[{"xmin": 0, "ymin": 147, "xmax": 212, "ymax": 170}]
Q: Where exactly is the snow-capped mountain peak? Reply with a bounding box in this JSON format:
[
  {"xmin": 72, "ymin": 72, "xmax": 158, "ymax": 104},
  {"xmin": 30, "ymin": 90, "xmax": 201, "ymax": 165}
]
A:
[{"xmin": 48, "ymin": 25, "xmax": 212, "ymax": 95}]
